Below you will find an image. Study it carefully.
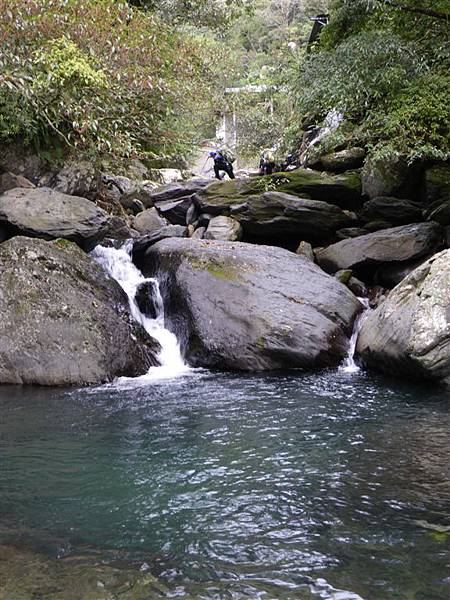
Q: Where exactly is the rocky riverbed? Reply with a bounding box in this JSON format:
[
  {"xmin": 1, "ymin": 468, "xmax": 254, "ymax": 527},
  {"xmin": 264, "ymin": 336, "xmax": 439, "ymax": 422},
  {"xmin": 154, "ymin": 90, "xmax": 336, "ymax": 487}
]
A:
[{"xmin": 0, "ymin": 144, "xmax": 449, "ymax": 385}]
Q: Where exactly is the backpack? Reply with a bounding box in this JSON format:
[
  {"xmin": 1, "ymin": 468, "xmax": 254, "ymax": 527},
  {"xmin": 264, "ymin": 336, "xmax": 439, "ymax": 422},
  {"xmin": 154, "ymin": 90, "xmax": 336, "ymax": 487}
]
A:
[{"xmin": 220, "ymin": 148, "xmax": 236, "ymax": 164}]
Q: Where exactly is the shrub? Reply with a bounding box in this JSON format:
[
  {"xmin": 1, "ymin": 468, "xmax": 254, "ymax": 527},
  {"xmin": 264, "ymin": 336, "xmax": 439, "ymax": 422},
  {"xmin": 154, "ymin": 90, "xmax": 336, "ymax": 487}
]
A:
[{"xmin": 0, "ymin": 0, "xmax": 220, "ymax": 161}]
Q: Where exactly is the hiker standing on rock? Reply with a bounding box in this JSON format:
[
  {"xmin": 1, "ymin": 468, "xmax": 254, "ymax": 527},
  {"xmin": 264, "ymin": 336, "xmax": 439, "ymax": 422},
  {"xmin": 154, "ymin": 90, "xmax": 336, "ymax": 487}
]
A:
[
  {"xmin": 259, "ymin": 148, "xmax": 276, "ymax": 175},
  {"xmin": 209, "ymin": 150, "xmax": 235, "ymax": 180}
]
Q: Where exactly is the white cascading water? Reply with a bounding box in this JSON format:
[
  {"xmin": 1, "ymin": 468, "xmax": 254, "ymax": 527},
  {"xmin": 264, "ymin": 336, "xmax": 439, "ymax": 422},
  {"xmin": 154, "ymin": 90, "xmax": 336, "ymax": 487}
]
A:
[
  {"xmin": 340, "ymin": 297, "xmax": 371, "ymax": 373},
  {"xmin": 91, "ymin": 241, "xmax": 189, "ymax": 382}
]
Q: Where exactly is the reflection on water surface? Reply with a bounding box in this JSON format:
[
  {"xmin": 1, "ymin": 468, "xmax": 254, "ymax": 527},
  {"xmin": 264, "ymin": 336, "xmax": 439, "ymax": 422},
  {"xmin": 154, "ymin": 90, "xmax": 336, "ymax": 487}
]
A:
[{"xmin": 0, "ymin": 370, "xmax": 449, "ymax": 599}]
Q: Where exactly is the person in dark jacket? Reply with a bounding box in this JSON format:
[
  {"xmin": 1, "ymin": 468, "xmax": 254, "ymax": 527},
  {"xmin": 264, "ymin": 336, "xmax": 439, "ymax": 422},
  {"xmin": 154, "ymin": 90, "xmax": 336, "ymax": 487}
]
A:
[{"xmin": 209, "ymin": 150, "xmax": 235, "ymax": 180}]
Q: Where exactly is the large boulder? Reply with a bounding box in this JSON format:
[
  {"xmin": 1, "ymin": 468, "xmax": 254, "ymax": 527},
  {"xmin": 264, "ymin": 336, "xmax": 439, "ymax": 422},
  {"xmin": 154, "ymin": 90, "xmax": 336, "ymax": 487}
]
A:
[
  {"xmin": 422, "ymin": 163, "xmax": 450, "ymax": 204},
  {"xmin": 229, "ymin": 191, "xmax": 354, "ymax": 245},
  {"xmin": 195, "ymin": 169, "xmax": 363, "ymax": 212},
  {"xmin": 319, "ymin": 147, "xmax": 366, "ymax": 173},
  {"xmin": 361, "ymin": 196, "xmax": 423, "ymax": 226},
  {"xmin": 362, "ymin": 153, "xmax": 421, "ymax": 199},
  {"xmin": 140, "ymin": 238, "xmax": 362, "ymax": 371},
  {"xmin": 39, "ymin": 160, "xmax": 98, "ymax": 199},
  {"xmin": 0, "ymin": 237, "xmax": 159, "ymax": 386},
  {"xmin": 357, "ymin": 250, "xmax": 450, "ymax": 384},
  {"xmin": 133, "ymin": 207, "xmax": 169, "ymax": 234},
  {"xmin": 0, "ymin": 171, "xmax": 35, "ymax": 195},
  {"xmin": 149, "ymin": 178, "xmax": 211, "ymax": 204},
  {"xmin": 0, "ymin": 187, "xmax": 109, "ymax": 251},
  {"xmin": 316, "ymin": 222, "xmax": 442, "ymax": 273}
]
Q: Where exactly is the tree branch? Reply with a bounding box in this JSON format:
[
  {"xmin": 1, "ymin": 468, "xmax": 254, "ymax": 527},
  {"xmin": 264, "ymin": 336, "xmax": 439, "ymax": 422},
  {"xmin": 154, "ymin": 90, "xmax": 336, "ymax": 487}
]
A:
[{"xmin": 380, "ymin": 0, "xmax": 450, "ymax": 21}]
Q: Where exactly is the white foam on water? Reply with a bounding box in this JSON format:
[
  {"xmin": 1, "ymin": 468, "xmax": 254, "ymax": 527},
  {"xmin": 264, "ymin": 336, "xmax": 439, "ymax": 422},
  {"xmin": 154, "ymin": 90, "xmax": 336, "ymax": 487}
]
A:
[{"xmin": 91, "ymin": 242, "xmax": 190, "ymax": 383}]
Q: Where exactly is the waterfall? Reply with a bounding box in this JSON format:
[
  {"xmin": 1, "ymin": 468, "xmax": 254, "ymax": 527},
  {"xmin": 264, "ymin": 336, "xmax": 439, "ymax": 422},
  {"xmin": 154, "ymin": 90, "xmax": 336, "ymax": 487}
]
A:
[
  {"xmin": 340, "ymin": 298, "xmax": 370, "ymax": 374},
  {"xmin": 91, "ymin": 241, "xmax": 189, "ymax": 382}
]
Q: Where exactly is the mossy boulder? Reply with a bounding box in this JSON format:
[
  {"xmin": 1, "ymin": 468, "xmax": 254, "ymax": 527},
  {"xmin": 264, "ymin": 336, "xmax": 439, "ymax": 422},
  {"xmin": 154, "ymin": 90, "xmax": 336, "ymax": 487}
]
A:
[
  {"xmin": 195, "ymin": 169, "xmax": 363, "ymax": 212},
  {"xmin": 319, "ymin": 147, "xmax": 366, "ymax": 173},
  {"xmin": 139, "ymin": 238, "xmax": 362, "ymax": 371},
  {"xmin": 0, "ymin": 237, "xmax": 159, "ymax": 386},
  {"xmin": 422, "ymin": 164, "xmax": 450, "ymax": 204},
  {"xmin": 362, "ymin": 153, "xmax": 422, "ymax": 200}
]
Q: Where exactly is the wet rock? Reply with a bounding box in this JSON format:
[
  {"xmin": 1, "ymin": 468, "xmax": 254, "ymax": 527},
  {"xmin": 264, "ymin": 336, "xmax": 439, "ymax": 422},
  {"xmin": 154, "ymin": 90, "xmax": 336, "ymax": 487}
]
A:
[
  {"xmin": 362, "ymin": 153, "xmax": 421, "ymax": 199},
  {"xmin": 133, "ymin": 207, "xmax": 169, "ymax": 234},
  {"xmin": 296, "ymin": 241, "xmax": 315, "ymax": 261},
  {"xmin": 357, "ymin": 249, "xmax": 450, "ymax": 384},
  {"xmin": 316, "ymin": 222, "xmax": 442, "ymax": 274},
  {"xmin": 154, "ymin": 197, "xmax": 195, "ymax": 225},
  {"xmin": 0, "ymin": 237, "xmax": 159, "ymax": 386},
  {"xmin": 319, "ymin": 147, "xmax": 366, "ymax": 173},
  {"xmin": 141, "ymin": 238, "xmax": 361, "ymax": 371},
  {"xmin": 361, "ymin": 196, "xmax": 423, "ymax": 225},
  {"xmin": 205, "ymin": 216, "xmax": 243, "ymax": 241},
  {"xmin": 0, "ymin": 187, "xmax": 110, "ymax": 251},
  {"xmin": 229, "ymin": 191, "xmax": 354, "ymax": 245},
  {"xmin": 135, "ymin": 280, "xmax": 160, "ymax": 319}
]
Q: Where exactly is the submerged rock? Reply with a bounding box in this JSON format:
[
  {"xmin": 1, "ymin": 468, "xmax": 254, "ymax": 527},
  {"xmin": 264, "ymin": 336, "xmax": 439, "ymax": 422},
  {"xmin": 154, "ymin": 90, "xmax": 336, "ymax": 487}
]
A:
[
  {"xmin": 357, "ymin": 250, "xmax": 450, "ymax": 384},
  {"xmin": 0, "ymin": 187, "xmax": 109, "ymax": 251},
  {"xmin": 316, "ymin": 222, "xmax": 442, "ymax": 273},
  {"xmin": 141, "ymin": 238, "xmax": 361, "ymax": 371},
  {"xmin": 0, "ymin": 237, "xmax": 159, "ymax": 386}
]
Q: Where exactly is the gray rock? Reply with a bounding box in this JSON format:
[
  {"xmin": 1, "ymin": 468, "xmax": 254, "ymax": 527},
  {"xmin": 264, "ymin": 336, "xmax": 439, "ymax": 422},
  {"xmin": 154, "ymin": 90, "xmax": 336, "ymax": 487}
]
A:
[
  {"xmin": 100, "ymin": 175, "xmax": 158, "ymax": 210},
  {"xmin": 362, "ymin": 153, "xmax": 421, "ymax": 199},
  {"xmin": 357, "ymin": 249, "xmax": 450, "ymax": 384},
  {"xmin": 105, "ymin": 216, "xmax": 139, "ymax": 241},
  {"xmin": 0, "ymin": 237, "xmax": 159, "ymax": 386},
  {"xmin": 149, "ymin": 179, "xmax": 211, "ymax": 204},
  {"xmin": 320, "ymin": 147, "xmax": 366, "ymax": 173},
  {"xmin": 347, "ymin": 276, "xmax": 367, "ymax": 297},
  {"xmin": 229, "ymin": 191, "xmax": 354, "ymax": 245},
  {"xmin": 132, "ymin": 225, "xmax": 188, "ymax": 258},
  {"xmin": 361, "ymin": 196, "xmax": 423, "ymax": 225},
  {"xmin": 141, "ymin": 238, "xmax": 362, "ymax": 371},
  {"xmin": 133, "ymin": 207, "xmax": 169, "ymax": 234},
  {"xmin": 316, "ymin": 223, "xmax": 442, "ymax": 273},
  {"xmin": 195, "ymin": 169, "xmax": 363, "ymax": 212},
  {"xmin": 364, "ymin": 220, "xmax": 394, "ymax": 232},
  {"xmin": 0, "ymin": 187, "xmax": 110, "ymax": 251},
  {"xmin": 39, "ymin": 160, "xmax": 98, "ymax": 199},
  {"xmin": 422, "ymin": 163, "xmax": 450, "ymax": 204},
  {"xmin": 296, "ymin": 241, "xmax": 315, "ymax": 261},
  {"xmin": 0, "ymin": 172, "xmax": 35, "ymax": 195},
  {"xmin": 148, "ymin": 168, "xmax": 183, "ymax": 184},
  {"xmin": 191, "ymin": 226, "xmax": 206, "ymax": 239},
  {"xmin": 154, "ymin": 196, "xmax": 195, "ymax": 225},
  {"xmin": 336, "ymin": 227, "xmax": 367, "ymax": 240},
  {"xmin": 334, "ymin": 269, "xmax": 352, "ymax": 284},
  {"xmin": 205, "ymin": 216, "xmax": 243, "ymax": 241},
  {"xmin": 425, "ymin": 201, "xmax": 450, "ymax": 226}
]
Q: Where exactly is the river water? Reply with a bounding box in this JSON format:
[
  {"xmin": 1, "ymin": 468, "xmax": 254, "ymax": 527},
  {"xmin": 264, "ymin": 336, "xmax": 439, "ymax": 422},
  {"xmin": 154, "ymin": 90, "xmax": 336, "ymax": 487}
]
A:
[{"xmin": 1, "ymin": 371, "xmax": 449, "ymax": 599}]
